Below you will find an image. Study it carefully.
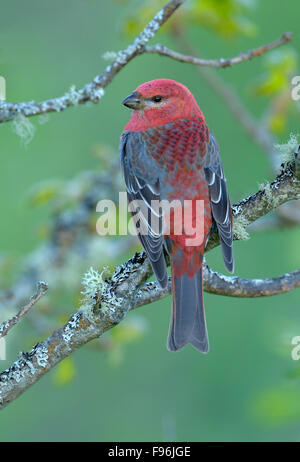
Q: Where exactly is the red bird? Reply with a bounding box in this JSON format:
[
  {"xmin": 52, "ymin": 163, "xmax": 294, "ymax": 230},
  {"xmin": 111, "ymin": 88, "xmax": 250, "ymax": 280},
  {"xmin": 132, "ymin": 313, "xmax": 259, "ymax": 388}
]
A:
[{"xmin": 120, "ymin": 79, "xmax": 234, "ymax": 352}]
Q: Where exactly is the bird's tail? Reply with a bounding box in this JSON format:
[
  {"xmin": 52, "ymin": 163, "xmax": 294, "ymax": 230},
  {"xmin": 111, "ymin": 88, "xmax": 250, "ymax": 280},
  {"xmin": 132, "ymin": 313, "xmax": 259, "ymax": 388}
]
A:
[{"xmin": 167, "ymin": 260, "xmax": 209, "ymax": 353}]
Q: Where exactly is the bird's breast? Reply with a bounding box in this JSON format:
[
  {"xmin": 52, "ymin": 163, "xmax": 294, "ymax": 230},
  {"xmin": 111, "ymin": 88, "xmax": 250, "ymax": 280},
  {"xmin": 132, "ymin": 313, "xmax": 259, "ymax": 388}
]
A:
[
  {"xmin": 141, "ymin": 118, "xmax": 209, "ymax": 199},
  {"xmin": 142, "ymin": 118, "xmax": 209, "ymax": 172}
]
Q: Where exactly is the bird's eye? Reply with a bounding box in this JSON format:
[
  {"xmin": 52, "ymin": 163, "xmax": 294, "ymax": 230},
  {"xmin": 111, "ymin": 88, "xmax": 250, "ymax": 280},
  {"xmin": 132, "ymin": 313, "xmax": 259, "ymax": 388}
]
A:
[{"xmin": 152, "ymin": 96, "xmax": 162, "ymax": 103}]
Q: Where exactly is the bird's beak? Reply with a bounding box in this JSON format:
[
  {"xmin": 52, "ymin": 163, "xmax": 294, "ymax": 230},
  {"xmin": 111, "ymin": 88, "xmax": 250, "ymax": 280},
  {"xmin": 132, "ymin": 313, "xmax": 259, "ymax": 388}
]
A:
[{"xmin": 122, "ymin": 92, "xmax": 144, "ymax": 110}]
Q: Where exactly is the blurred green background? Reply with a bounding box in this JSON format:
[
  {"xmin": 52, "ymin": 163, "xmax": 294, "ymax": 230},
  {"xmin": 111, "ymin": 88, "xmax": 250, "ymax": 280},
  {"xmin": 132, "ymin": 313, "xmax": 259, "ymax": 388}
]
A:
[{"xmin": 0, "ymin": 0, "xmax": 300, "ymax": 442}]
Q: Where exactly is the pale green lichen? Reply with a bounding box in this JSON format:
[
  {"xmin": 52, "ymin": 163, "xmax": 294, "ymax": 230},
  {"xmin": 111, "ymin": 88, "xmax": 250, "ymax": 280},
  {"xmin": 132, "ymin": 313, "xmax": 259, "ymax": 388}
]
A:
[
  {"xmin": 80, "ymin": 266, "xmax": 111, "ymax": 317},
  {"xmin": 100, "ymin": 292, "xmax": 123, "ymax": 316},
  {"xmin": 35, "ymin": 344, "xmax": 49, "ymax": 368},
  {"xmin": 38, "ymin": 113, "xmax": 50, "ymax": 125},
  {"xmin": 81, "ymin": 266, "xmax": 107, "ymax": 302},
  {"xmin": 0, "ymin": 343, "xmax": 46, "ymax": 390},
  {"xmin": 259, "ymin": 182, "xmax": 286, "ymax": 209},
  {"xmin": 263, "ymin": 183, "xmax": 282, "ymax": 208},
  {"xmin": 62, "ymin": 313, "xmax": 81, "ymax": 343},
  {"xmin": 233, "ymin": 215, "xmax": 250, "ymax": 241},
  {"xmin": 258, "ymin": 181, "xmax": 268, "ymax": 192},
  {"xmin": 64, "ymin": 85, "xmax": 81, "ymax": 105},
  {"xmin": 262, "ymin": 183, "xmax": 274, "ymax": 203},
  {"xmin": 11, "ymin": 113, "xmax": 35, "ymax": 145},
  {"xmin": 17, "ymin": 351, "xmax": 35, "ymax": 375},
  {"xmin": 80, "ymin": 265, "xmax": 124, "ymax": 320},
  {"xmin": 102, "ymin": 51, "xmax": 117, "ymax": 61},
  {"xmin": 90, "ymin": 87, "xmax": 105, "ymax": 102},
  {"xmin": 274, "ymin": 133, "xmax": 299, "ymax": 165}
]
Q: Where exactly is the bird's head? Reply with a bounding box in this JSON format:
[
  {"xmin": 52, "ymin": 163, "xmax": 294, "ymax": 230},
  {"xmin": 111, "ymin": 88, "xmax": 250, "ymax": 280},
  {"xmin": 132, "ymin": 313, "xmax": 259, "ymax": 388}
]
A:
[{"xmin": 123, "ymin": 79, "xmax": 204, "ymax": 131}]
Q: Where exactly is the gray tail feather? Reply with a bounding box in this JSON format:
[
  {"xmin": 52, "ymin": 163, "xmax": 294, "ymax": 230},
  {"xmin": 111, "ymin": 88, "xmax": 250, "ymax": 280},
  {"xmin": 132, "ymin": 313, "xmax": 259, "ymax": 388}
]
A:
[{"xmin": 167, "ymin": 265, "xmax": 209, "ymax": 353}]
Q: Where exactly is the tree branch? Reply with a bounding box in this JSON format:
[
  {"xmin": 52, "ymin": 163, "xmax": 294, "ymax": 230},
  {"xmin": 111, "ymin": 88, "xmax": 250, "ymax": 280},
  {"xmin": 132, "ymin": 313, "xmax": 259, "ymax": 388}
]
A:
[
  {"xmin": 1, "ymin": 155, "xmax": 299, "ymax": 410},
  {"xmin": 203, "ymin": 266, "xmax": 300, "ymax": 297},
  {"xmin": 131, "ymin": 265, "xmax": 300, "ymax": 307},
  {"xmin": 144, "ymin": 33, "xmax": 292, "ymax": 68},
  {"xmin": 0, "ymin": 281, "xmax": 48, "ymax": 339},
  {"xmin": 0, "ymin": 252, "xmax": 151, "ymax": 409}
]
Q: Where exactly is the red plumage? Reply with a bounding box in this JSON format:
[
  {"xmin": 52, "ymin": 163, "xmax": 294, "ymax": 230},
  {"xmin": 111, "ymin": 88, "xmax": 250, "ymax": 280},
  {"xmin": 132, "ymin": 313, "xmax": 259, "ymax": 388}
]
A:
[{"xmin": 120, "ymin": 79, "xmax": 234, "ymax": 352}]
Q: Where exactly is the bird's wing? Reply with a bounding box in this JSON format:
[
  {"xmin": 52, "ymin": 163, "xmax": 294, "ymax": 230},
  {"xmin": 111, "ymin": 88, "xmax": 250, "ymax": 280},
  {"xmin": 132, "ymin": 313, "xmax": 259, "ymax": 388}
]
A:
[
  {"xmin": 204, "ymin": 132, "xmax": 234, "ymax": 273},
  {"xmin": 120, "ymin": 131, "xmax": 168, "ymax": 288}
]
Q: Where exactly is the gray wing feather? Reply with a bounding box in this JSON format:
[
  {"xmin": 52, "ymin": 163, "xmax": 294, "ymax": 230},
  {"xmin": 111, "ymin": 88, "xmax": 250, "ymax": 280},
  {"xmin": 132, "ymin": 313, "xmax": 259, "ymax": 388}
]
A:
[
  {"xmin": 120, "ymin": 132, "xmax": 168, "ymax": 287},
  {"xmin": 204, "ymin": 133, "xmax": 234, "ymax": 273}
]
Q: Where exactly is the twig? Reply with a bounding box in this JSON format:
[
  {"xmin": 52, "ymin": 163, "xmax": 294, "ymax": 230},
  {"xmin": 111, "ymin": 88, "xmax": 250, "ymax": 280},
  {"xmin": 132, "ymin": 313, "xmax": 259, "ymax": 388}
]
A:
[
  {"xmin": 203, "ymin": 266, "xmax": 300, "ymax": 297},
  {"xmin": 0, "ymin": 282, "xmax": 48, "ymax": 339},
  {"xmin": 144, "ymin": 33, "xmax": 292, "ymax": 68},
  {"xmin": 131, "ymin": 265, "xmax": 300, "ymax": 307}
]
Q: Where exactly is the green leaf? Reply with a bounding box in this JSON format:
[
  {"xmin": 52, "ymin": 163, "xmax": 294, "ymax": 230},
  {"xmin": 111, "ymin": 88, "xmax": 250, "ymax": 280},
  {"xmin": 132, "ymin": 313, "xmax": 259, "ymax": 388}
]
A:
[
  {"xmin": 28, "ymin": 180, "xmax": 64, "ymax": 207},
  {"xmin": 252, "ymin": 386, "xmax": 300, "ymax": 425}
]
